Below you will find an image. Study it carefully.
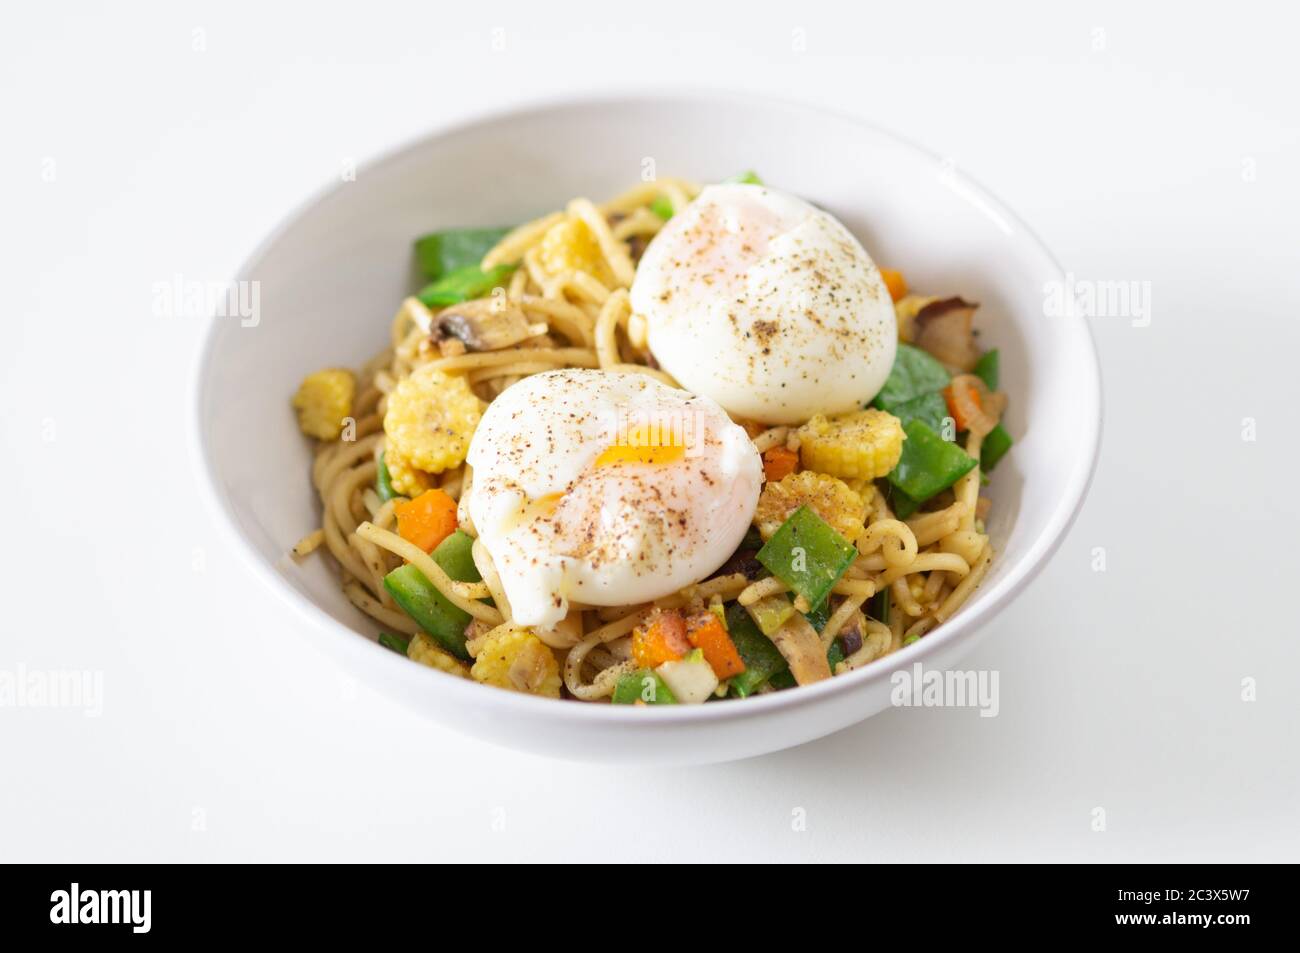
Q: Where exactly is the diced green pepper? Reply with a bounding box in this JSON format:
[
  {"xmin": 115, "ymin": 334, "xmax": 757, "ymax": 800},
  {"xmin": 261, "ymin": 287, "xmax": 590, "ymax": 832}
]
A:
[
  {"xmin": 612, "ymin": 668, "xmax": 677, "ymax": 704},
  {"xmin": 981, "ymin": 423, "xmax": 1013, "ymax": 472},
  {"xmin": 887, "ymin": 419, "xmax": 978, "ymax": 503},
  {"xmin": 432, "ymin": 529, "xmax": 480, "ymax": 583},
  {"xmin": 376, "ymin": 453, "xmax": 399, "ymax": 502},
  {"xmin": 413, "ymin": 227, "xmax": 511, "ymax": 282},
  {"xmin": 973, "ymin": 348, "xmax": 1000, "ymax": 390},
  {"xmin": 383, "ymin": 564, "xmax": 471, "ymax": 660},
  {"xmin": 725, "ymin": 170, "xmax": 764, "ymax": 185},
  {"xmin": 377, "ymin": 632, "xmax": 410, "ymax": 654},
  {"xmin": 756, "ymin": 505, "xmax": 858, "ymax": 608},
  {"xmin": 416, "ymin": 263, "xmax": 517, "ymax": 308},
  {"xmin": 649, "ymin": 195, "xmax": 673, "ymax": 220},
  {"xmin": 726, "ymin": 603, "xmax": 789, "ymax": 698},
  {"xmin": 874, "ymin": 343, "xmax": 951, "ymax": 409}
]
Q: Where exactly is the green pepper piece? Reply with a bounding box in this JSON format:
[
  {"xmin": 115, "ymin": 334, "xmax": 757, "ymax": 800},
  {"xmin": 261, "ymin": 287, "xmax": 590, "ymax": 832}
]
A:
[
  {"xmin": 611, "ymin": 668, "xmax": 678, "ymax": 704},
  {"xmin": 649, "ymin": 195, "xmax": 673, "ymax": 220},
  {"xmin": 726, "ymin": 603, "xmax": 789, "ymax": 698},
  {"xmin": 413, "ymin": 227, "xmax": 511, "ymax": 282},
  {"xmin": 874, "ymin": 343, "xmax": 951, "ymax": 409},
  {"xmin": 887, "ymin": 419, "xmax": 978, "ymax": 503},
  {"xmin": 383, "ymin": 564, "xmax": 471, "ymax": 660},
  {"xmin": 416, "ymin": 263, "xmax": 517, "ymax": 308},
  {"xmin": 377, "ymin": 632, "xmax": 410, "ymax": 654},
  {"xmin": 756, "ymin": 505, "xmax": 858, "ymax": 608},
  {"xmin": 981, "ymin": 423, "xmax": 1013, "ymax": 472},
  {"xmin": 973, "ymin": 348, "xmax": 1000, "ymax": 390}
]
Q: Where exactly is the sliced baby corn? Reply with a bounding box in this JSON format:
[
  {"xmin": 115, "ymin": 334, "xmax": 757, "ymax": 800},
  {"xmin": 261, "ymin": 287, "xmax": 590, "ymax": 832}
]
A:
[{"xmin": 797, "ymin": 408, "xmax": 905, "ymax": 480}]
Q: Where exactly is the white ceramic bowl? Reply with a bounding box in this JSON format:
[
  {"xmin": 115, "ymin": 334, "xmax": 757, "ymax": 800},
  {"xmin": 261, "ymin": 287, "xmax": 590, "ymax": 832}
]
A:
[{"xmin": 193, "ymin": 92, "xmax": 1100, "ymax": 765}]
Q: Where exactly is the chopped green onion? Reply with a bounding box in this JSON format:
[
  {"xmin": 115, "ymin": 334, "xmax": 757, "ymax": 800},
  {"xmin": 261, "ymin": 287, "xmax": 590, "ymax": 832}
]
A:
[
  {"xmin": 649, "ymin": 195, "xmax": 674, "ymax": 220},
  {"xmin": 416, "ymin": 263, "xmax": 517, "ymax": 308},
  {"xmin": 725, "ymin": 170, "xmax": 764, "ymax": 185},
  {"xmin": 756, "ymin": 505, "xmax": 858, "ymax": 609},
  {"xmin": 378, "ymin": 632, "xmax": 410, "ymax": 655},
  {"xmin": 414, "ymin": 227, "xmax": 511, "ymax": 282},
  {"xmin": 887, "ymin": 419, "xmax": 978, "ymax": 503},
  {"xmin": 725, "ymin": 603, "xmax": 789, "ymax": 698},
  {"xmin": 981, "ymin": 423, "xmax": 1013, "ymax": 472},
  {"xmin": 612, "ymin": 668, "xmax": 678, "ymax": 704},
  {"xmin": 382, "ymin": 564, "xmax": 471, "ymax": 660},
  {"xmin": 376, "ymin": 453, "xmax": 399, "ymax": 502},
  {"xmin": 973, "ymin": 348, "xmax": 1000, "ymax": 390}
]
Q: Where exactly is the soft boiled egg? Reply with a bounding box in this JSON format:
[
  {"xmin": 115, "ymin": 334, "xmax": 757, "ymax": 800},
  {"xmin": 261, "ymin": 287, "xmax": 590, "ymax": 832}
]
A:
[
  {"xmin": 630, "ymin": 183, "xmax": 897, "ymax": 425},
  {"xmin": 465, "ymin": 368, "xmax": 763, "ymax": 629}
]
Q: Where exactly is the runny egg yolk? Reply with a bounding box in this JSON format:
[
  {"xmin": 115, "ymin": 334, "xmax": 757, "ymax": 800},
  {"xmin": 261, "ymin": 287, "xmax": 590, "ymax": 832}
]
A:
[{"xmin": 593, "ymin": 423, "xmax": 687, "ymax": 467}]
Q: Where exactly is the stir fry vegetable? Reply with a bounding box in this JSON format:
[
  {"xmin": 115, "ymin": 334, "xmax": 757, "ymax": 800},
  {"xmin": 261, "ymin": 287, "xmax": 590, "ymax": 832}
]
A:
[
  {"xmin": 416, "ymin": 263, "xmax": 517, "ymax": 308},
  {"xmin": 887, "ymin": 419, "xmax": 978, "ymax": 503},
  {"xmin": 414, "ymin": 227, "xmax": 511, "ymax": 281},
  {"xmin": 383, "ymin": 564, "xmax": 471, "ymax": 660},
  {"xmin": 612, "ymin": 668, "xmax": 678, "ymax": 705},
  {"xmin": 375, "ymin": 453, "xmax": 399, "ymax": 502},
  {"xmin": 394, "ymin": 488, "xmax": 458, "ymax": 553},
  {"xmin": 725, "ymin": 603, "xmax": 789, "ymax": 698},
  {"xmin": 756, "ymin": 505, "xmax": 858, "ymax": 609}
]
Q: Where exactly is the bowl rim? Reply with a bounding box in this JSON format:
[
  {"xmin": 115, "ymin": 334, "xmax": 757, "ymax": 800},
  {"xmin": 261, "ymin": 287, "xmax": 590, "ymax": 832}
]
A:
[{"xmin": 191, "ymin": 88, "xmax": 1102, "ymax": 727}]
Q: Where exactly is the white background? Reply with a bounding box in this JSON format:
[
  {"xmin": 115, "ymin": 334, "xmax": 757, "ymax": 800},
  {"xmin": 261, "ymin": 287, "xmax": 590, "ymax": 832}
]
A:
[{"xmin": 2, "ymin": 1, "xmax": 1298, "ymax": 862}]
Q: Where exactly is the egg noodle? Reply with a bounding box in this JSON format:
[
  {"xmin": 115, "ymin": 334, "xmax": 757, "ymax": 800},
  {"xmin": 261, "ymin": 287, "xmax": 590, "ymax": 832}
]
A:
[{"xmin": 293, "ymin": 178, "xmax": 1003, "ymax": 703}]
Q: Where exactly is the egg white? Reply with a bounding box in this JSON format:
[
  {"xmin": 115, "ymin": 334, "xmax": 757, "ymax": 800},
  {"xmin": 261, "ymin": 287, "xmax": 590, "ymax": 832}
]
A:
[{"xmin": 630, "ymin": 183, "xmax": 897, "ymax": 425}]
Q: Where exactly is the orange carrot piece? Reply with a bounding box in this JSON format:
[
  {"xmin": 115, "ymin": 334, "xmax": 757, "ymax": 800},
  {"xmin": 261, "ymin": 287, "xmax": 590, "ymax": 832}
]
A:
[
  {"xmin": 762, "ymin": 445, "xmax": 799, "ymax": 483},
  {"xmin": 942, "ymin": 380, "xmax": 983, "ymax": 432},
  {"xmin": 632, "ymin": 609, "xmax": 691, "ymax": 669},
  {"xmin": 394, "ymin": 488, "xmax": 458, "ymax": 554},
  {"xmin": 880, "ymin": 268, "xmax": 908, "ymax": 302},
  {"xmin": 685, "ymin": 612, "xmax": 746, "ymax": 679}
]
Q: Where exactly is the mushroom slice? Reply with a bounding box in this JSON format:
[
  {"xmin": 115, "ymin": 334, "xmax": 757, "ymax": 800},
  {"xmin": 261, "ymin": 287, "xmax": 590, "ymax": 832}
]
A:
[
  {"xmin": 769, "ymin": 614, "xmax": 832, "ymax": 685},
  {"xmin": 436, "ymin": 298, "xmax": 539, "ymax": 351},
  {"xmin": 914, "ymin": 297, "xmax": 981, "ymax": 371}
]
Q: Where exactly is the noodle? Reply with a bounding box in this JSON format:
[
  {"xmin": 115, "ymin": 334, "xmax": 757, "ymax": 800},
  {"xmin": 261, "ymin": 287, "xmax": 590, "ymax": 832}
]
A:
[{"xmin": 289, "ymin": 177, "xmax": 1008, "ymax": 703}]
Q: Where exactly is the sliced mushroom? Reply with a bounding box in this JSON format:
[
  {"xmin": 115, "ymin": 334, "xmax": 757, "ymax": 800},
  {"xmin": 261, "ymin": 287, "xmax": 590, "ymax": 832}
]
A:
[
  {"xmin": 435, "ymin": 298, "xmax": 539, "ymax": 351},
  {"xmin": 769, "ymin": 614, "xmax": 832, "ymax": 685},
  {"xmin": 914, "ymin": 297, "xmax": 981, "ymax": 371}
]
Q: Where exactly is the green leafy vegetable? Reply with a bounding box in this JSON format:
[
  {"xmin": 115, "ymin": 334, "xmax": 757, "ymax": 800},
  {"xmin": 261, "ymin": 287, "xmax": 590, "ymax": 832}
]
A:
[
  {"xmin": 416, "ymin": 263, "xmax": 516, "ymax": 308},
  {"xmin": 874, "ymin": 343, "xmax": 951, "ymax": 410},
  {"xmin": 881, "ymin": 390, "xmax": 950, "ymax": 433},
  {"xmin": 870, "ymin": 587, "xmax": 891, "ymax": 626},
  {"xmin": 756, "ymin": 505, "xmax": 858, "ymax": 608},
  {"xmin": 726, "ymin": 603, "xmax": 789, "ymax": 698},
  {"xmin": 414, "ymin": 227, "xmax": 511, "ymax": 282},
  {"xmin": 887, "ymin": 419, "xmax": 978, "ymax": 503}
]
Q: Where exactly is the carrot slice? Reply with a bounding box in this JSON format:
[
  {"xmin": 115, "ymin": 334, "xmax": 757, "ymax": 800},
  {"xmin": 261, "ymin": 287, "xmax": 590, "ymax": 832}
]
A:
[
  {"xmin": 943, "ymin": 380, "xmax": 983, "ymax": 433},
  {"xmin": 394, "ymin": 489, "xmax": 458, "ymax": 554},
  {"xmin": 685, "ymin": 611, "xmax": 746, "ymax": 679},
  {"xmin": 880, "ymin": 268, "xmax": 908, "ymax": 302},
  {"xmin": 762, "ymin": 446, "xmax": 799, "ymax": 483},
  {"xmin": 632, "ymin": 609, "xmax": 692, "ymax": 669}
]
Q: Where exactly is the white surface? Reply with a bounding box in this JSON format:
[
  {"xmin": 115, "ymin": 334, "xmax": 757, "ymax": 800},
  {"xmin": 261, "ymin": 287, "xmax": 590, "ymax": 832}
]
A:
[{"xmin": 1, "ymin": 1, "xmax": 1296, "ymax": 860}]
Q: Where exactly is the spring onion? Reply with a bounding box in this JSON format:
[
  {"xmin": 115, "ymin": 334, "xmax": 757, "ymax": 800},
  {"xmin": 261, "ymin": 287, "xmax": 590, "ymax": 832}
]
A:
[
  {"xmin": 756, "ymin": 505, "xmax": 858, "ymax": 609},
  {"xmin": 413, "ymin": 227, "xmax": 512, "ymax": 282}
]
